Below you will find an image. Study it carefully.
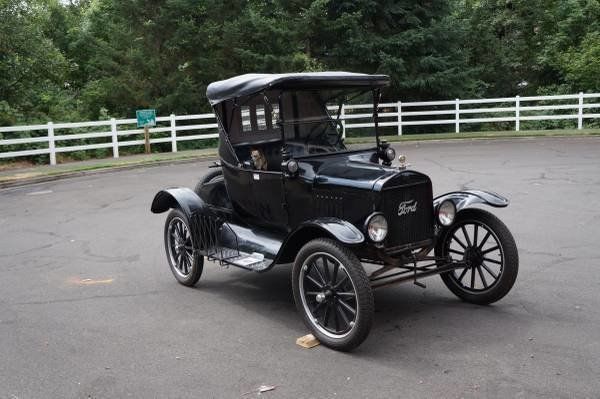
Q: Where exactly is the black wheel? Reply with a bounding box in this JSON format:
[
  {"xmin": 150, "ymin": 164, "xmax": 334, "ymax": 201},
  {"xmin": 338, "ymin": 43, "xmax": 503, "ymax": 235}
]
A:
[
  {"xmin": 194, "ymin": 168, "xmax": 231, "ymax": 209},
  {"xmin": 436, "ymin": 208, "xmax": 518, "ymax": 304},
  {"xmin": 164, "ymin": 208, "xmax": 203, "ymax": 287},
  {"xmin": 193, "ymin": 168, "xmax": 223, "ymax": 195},
  {"xmin": 292, "ymin": 238, "xmax": 374, "ymax": 351}
]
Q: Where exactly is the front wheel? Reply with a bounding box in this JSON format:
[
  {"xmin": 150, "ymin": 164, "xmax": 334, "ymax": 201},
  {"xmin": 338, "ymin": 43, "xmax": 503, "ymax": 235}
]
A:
[
  {"xmin": 436, "ymin": 208, "xmax": 518, "ymax": 305},
  {"xmin": 292, "ymin": 239, "xmax": 374, "ymax": 351}
]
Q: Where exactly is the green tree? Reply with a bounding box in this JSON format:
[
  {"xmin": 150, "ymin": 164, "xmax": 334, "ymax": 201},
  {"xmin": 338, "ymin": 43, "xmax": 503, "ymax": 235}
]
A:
[
  {"xmin": 0, "ymin": 0, "xmax": 75, "ymax": 125},
  {"xmin": 538, "ymin": 0, "xmax": 600, "ymax": 93},
  {"xmin": 458, "ymin": 0, "xmax": 600, "ymax": 96},
  {"xmin": 560, "ymin": 32, "xmax": 600, "ymax": 91},
  {"xmin": 289, "ymin": 0, "xmax": 482, "ymax": 100}
]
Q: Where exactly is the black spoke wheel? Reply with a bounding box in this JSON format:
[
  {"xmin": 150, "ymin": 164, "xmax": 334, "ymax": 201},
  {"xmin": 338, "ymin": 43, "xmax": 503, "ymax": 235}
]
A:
[
  {"xmin": 164, "ymin": 208, "xmax": 203, "ymax": 287},
  {"xmin": 292, "ymin": 239, "xmax": 373, "ymax": 351},
  {"xmin": 436, "ymin": 208, "xmax": 518, "ymax": 305}
]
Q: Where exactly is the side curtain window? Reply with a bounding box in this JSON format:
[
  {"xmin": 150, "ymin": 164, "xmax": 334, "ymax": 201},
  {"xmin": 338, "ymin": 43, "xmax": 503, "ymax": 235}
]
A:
[
  {"xmin": 241, "ymin": 106, "xmax": 252, "ymax": 132},
  {"xmin": 229, "ymin": 95, "xmax": 280, "ymax": 145}
]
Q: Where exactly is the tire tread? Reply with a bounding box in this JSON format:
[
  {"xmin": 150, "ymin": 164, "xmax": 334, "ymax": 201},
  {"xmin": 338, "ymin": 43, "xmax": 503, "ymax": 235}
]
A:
[
  {"xmin": 437, "ymin": 208, "xmax": 518, "ymax": 305},
  {"xmin": 292, "ymin": 238, "xmax": 374, "ymax": 351}
]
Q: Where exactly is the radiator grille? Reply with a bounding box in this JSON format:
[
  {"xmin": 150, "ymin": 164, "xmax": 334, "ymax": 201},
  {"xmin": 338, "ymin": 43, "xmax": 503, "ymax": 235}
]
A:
[{"xmin": 383, "ymin": 181, "xmax": 434, "ymax": 248}]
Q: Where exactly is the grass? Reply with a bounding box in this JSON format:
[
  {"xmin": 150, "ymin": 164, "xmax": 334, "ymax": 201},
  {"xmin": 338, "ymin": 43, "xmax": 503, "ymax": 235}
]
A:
[{"xmin": 1, "ymin": 128, "xmax": 598, "ymax": 186}]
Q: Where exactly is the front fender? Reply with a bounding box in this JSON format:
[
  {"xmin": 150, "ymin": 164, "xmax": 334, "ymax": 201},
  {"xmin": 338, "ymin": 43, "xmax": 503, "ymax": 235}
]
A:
[
  {"xmin": 150, "ymin": 187, "xmax": 207, "ymax": 217},
  {"xmin": 298, "ymin": 218, "xmax": 365, "ymax": 245},
  {"xmin": 274, "ymin": 218, "xmax": 364, "ymax": 264},
  {"xmin": 433, "ymin": 189, "xmax": 509, "ymax": 212}
]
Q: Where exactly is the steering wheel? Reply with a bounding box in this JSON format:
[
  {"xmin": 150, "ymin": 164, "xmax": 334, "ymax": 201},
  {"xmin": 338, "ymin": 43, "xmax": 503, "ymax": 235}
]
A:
[
  {"xmin": 304, "ymin": 122, "xmax": 326, "ymax": 144},
  {"xmin": 308, "ymin": 146, "xmax": 328, "ymax": 154},
  {"xmin": 325, "ymin": 120, "xmax": 344, "ymax": 146},
  {"xmin": 305, "ymin": 120, "xmax": 343, "ymax": 152},
  {"xmin": 304, "ymin": 122, "xmax": 327, "ymax": 151}
]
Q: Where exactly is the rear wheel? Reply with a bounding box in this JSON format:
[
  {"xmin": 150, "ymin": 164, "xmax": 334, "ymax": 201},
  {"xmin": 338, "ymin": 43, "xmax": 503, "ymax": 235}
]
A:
[
  {"xmin": 164, "ymin": 208, "xmax": 203, "ymax": 286},
  {"xmin": 194, "ymin": 168, "xmax": 231, "ymax": 209},
  {"xmin": 194, "ymin": 168, "xmax": 223, "ymax": 196},
  {"xmin": 292, "ymin": 239, "xmax": 374, "ymax": 351},
  {"xmin": 436, "ymin": 208, "xmax": 518, "ymax": 304}
]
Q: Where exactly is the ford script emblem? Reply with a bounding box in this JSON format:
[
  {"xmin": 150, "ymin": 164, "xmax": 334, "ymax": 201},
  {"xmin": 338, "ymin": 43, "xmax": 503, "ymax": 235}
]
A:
[{"xmin": 398, "ymin": 200, "xmax": 418, "ymax": 216}]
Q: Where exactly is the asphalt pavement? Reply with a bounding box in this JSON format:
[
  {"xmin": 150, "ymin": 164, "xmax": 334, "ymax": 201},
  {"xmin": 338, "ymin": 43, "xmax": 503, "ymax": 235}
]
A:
[{"xmin": 1, "ymin": 137, "xmax": 599, "ymax": 398}]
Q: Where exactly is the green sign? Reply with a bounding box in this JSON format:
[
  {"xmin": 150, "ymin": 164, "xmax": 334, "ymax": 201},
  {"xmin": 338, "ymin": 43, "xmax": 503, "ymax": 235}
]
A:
[{"xmin": 136, "ymin": 109, "xmax": 156, "ymax": 128}]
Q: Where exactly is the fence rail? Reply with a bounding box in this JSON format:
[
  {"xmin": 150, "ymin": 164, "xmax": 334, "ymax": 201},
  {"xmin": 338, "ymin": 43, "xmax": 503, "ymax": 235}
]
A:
[{"xmin": 1, "ymin": 92, "xmax": 599, "ymax": 165}]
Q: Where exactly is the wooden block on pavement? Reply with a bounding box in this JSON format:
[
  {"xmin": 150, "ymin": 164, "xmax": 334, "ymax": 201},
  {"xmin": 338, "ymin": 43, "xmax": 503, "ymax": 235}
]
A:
[{"xmin": 296, "ymin": 334, "xmax": 320, "ymax": 348}]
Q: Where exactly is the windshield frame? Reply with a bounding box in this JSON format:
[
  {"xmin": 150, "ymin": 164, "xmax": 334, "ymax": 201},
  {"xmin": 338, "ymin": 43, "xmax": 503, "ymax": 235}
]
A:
[{"xmin": 271, "ymin": 88, "xmax": 381, "ymax": 157}]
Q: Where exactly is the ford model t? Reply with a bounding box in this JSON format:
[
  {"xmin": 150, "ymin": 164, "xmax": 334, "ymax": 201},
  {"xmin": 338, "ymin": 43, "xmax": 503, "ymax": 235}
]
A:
[{"xmin": 151, "ymin": 72, "xmax": 518, "ymax": 351}]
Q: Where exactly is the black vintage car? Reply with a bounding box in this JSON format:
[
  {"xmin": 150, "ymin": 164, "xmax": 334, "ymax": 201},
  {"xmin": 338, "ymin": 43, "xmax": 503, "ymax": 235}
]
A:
[{"xmin": 151, "ymin": 72, "xmax": 518, "ymax": 351}]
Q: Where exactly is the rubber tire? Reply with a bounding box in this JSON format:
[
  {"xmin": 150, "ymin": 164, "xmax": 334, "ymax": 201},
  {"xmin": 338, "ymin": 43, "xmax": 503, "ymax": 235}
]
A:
[
  {"xmin": 194, "ymin": 168, "xmax": 223, "ymax": 196},
  {"xmin": 292, "ymin": 238, "xmax": 374, "ymax": 351},
  {"xmin": 164, "ymin": 208, "xmax": 203, "ymax": 287},
  {"xmin": 436, "ymin": 208, "xmax": 518, "ymax": 305}
]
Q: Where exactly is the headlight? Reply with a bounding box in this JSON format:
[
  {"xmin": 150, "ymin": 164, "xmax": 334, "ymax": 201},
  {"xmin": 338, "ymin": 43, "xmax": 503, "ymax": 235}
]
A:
[
  {"xmin": 281, "ymin": 158, "xmax": 299, "ymax": 176},
  {"xmin": 366, "ymin": 213, "xmax": 388, "ymax": 242},
  {"xmin": 437, "ymin": 200, "xmax": 456, "ymax": 226},
  {"xmin": 287, "ymin": 159, "xmax": 298, "ymax": 174},
  {"xmin": 384, "ymin": 147, "xmax": 396, "ymax": 162}
]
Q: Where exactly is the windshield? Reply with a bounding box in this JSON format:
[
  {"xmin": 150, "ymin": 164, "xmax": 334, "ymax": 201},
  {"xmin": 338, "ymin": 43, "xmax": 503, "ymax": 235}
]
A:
[
  {"xmin": 280, "ymin": 89, "xmax": 370, "ymax": 156},
  {"xmin": 216, "ymin": 88, "xmax": 373, "ymax": 164}
]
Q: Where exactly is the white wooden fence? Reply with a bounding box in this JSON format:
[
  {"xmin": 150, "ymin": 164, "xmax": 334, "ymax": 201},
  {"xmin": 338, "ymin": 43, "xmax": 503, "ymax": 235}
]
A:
[
  {"xmin": 0, "ymin": 114, "xmax": 218, "ymax": 165},
  {"xmin": 1, "ymin": 92, "xmax": 599, "ymax": 165}
]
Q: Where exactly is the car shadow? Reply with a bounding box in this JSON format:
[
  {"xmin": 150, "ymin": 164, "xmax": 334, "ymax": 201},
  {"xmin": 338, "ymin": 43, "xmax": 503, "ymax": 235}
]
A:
[{"xmin": 193, "ymin": 262, "xmax": 529, "ymax": 359}]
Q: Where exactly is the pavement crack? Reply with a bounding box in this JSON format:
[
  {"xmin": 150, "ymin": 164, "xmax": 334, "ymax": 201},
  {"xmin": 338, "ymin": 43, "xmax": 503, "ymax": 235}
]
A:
[
  {"xmin": 97, "ymin": 195, "xmax": 134, "ymax": 209},
  {"xmin": 520, "ymin": 249, "xmax": 565, "ymax": 258},
  {"xmin": 460, "ymin": 179, "xmax": 476, "ymax": 190},
  {"xmin": 0, "ymin": 242, "xmax": 57, "ymax": 258},
  {"xmin": 425, "ymin": 158, "xmax": 493, "ymax": 175},
  {"xmin": 12, "ymin": 291, "xmax": 161, "ymax": 306},
  {"xmin": 526, "ymin": 172, "xmax": 579, "ymax": 185}
]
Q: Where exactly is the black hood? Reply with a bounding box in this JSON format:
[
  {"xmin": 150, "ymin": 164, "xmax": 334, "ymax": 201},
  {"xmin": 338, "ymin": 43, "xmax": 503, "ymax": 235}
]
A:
[
  {"xmin": 298, "ymin": 150, "xmax": 427, "ymax": 191},
  {"xmin": 314, "ymin": 155, "xmax": 395, "ymax": 190}
]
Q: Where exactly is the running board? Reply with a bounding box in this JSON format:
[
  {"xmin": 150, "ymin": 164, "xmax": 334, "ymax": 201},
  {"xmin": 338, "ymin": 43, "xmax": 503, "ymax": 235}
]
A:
[
  {"xmin": 189, "ymin": 210, "xmax": 283, "ymax": 272},
  {"xmin": 206, "ymin": 247, "xmax": 272, "ymax": 272}
]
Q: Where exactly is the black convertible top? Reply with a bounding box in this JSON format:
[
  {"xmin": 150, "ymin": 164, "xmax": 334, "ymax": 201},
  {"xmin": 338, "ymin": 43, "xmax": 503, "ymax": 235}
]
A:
[{"xmin": 206, "ymin": 72, "xmax": 390, "ymax": 106}]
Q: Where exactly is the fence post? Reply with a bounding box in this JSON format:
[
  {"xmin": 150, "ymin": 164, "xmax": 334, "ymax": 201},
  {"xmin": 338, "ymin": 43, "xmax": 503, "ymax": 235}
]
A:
[
  {"xmin": 47, "ymin": 122, "xmax": 56, "ymax": 165},
  {"xmin": 515, "ymin": 95, "xmax": 520, "ymax": 132},
  {"xmin": 455, "ymin": 99, "xmax": 460, "ymax": 133},
  {"xmin": 340, "ymin": 104, "xmax": 346, "ymax": 139},
  {"xmin": 111, "ymin": 118, "xmax": 119, "ymax": 158},
  {"xmin": 397, "ymin": 101, "xmax": 402, "ymax": 136},
  {"xmin": 170, "ymin": 114, "xmax": 177, "ymax": 152},
  {"xmin": 578, "ymin": 92, "xmax": 584, "ymax": 130}
]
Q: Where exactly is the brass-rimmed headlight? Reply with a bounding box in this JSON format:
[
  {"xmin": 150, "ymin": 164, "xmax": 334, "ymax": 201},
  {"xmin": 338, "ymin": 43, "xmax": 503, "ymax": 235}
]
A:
[
  {"xmin": 366, "ymin": 213, "xmax": 388, "ymax": 242},
  {"xmin": 437, "ymin": 200, "xmax": 456, "ymax": 226},
  {"xmin": 384, "ymin": 147, "xmax": 396, "ymax": 162},
  {"xmin": 281, "ymin": 158, "xmax": 299, "ymax": 177},
  {"xmin": 287, "ymin": 159, "xmax": 298, "ymax": 174}
]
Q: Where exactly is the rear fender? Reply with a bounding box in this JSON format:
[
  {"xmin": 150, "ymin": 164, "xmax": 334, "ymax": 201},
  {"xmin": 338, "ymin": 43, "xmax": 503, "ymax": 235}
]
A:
[
  {"xmin": 275, "ymin": 218, "xmax": 364, "ymax": 264},
  {"xmin": 433, "ymin": 190, "xmax": 509, "ymax": 212},
  {"xmin": 150, "ymin": 187, "xmax": 207, "ymax": 217}
]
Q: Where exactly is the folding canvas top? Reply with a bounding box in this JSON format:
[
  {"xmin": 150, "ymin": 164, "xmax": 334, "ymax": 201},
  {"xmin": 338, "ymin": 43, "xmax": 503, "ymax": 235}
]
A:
[{"xmin": 206, "ymin": 72, "xmax": 390, "ymax": 106}]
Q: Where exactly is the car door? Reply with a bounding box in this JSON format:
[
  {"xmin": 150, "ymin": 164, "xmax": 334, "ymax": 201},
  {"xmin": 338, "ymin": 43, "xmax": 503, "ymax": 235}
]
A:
[{"xmin": 250, "ymin": 170, "xmax": 288, "ymax": 231}]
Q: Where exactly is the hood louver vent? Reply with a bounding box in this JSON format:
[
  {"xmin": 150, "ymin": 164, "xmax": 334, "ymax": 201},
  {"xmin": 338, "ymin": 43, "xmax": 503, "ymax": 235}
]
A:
[{"xmin": 313, "ymin": 191, "xmax": 344, "ymax": 219}]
